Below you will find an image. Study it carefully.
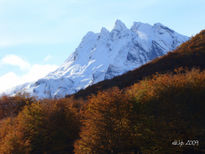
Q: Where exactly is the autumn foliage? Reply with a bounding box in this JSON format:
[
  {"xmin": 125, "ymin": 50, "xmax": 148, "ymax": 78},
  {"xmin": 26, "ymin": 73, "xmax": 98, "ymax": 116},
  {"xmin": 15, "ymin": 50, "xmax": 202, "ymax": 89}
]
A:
[
  {"xmin": 74, "ymin": 88, "xmax": 139, "ymax": 153},
  {"xmin": 0, "ymin": 99, "xmax": 81, "ymax": 154},
  {"xmin": 74, "ymin": 69, "xmax": 205, "ymax": 153},
  {"xmin": 0, "ymin": 30, "xmax": 205, "ymax": 153},
  {"xmin": 0, "ymin": 95, "xmax": 34, "ymax": 120},
  {"xmin": 0, "ymin": 68, "xmax": 205, "ymax": 153}
]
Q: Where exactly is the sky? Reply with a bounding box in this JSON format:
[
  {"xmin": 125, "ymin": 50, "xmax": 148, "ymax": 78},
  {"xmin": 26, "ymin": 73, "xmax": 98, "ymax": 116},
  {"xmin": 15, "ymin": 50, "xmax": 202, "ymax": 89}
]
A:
[{"xmin": 0, "ymin": 0, "xmax": 204, "ymax": 93}]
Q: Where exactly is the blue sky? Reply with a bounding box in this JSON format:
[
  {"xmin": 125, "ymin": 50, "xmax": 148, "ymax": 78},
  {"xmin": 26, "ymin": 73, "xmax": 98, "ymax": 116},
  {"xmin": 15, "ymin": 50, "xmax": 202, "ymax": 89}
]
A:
[{"xmin": 0, "ymin": 0, "xmax": 204, "ymax": 92}]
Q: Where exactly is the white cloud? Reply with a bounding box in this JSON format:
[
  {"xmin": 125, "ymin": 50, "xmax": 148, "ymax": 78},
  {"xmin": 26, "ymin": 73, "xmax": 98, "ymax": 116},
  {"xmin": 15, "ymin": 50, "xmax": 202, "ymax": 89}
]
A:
[
  {"xmin": 0, "ymin": 54, "xmax": 31, "ymax": 70},
  {"xmin": 0, "ymin": 72, "xmax": 19, "ymax": 93},
  {"xmin": 22, "ymin": 64, "xmax": 58, "ymax": 82},
  {"xmin": 0, "ymin": 55, "xmax": 58, "ymax": 93}
]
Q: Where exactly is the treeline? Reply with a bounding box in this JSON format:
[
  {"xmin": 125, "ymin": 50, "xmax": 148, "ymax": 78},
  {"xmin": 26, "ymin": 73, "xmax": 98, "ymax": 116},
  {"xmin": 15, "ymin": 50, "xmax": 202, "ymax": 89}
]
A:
[{"xmin": 0, "ymin": 68, "xmax": 205, "ymax": 153}]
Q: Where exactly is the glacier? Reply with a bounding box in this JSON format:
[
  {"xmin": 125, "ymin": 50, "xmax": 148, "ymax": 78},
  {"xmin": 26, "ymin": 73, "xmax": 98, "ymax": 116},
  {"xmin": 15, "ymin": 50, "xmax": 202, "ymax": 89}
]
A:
[{"xmin": 5, "ymin": 20, "xmax": 189, "ymax": 99}]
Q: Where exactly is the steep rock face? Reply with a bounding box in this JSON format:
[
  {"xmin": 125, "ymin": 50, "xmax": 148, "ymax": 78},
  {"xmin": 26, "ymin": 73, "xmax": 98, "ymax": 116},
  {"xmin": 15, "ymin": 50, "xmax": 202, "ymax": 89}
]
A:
[{"xmin": 7, "ymin": 20, "xmax": 189, "ymax": 99}]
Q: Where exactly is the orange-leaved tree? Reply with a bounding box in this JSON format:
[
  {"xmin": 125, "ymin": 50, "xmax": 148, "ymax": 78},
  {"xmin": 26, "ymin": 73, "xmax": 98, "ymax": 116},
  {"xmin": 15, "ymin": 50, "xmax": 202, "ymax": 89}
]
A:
[{"xmin": 74, "ymin": 87, "xmax": 141, "ymax": 154}]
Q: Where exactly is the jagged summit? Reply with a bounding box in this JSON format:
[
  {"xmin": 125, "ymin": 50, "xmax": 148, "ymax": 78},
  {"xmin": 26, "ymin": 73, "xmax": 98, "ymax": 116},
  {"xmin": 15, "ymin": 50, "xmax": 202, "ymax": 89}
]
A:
[
  {"xmin": 73, "ymin": 29, "xmax": 205, "ymax": 99},
  {"xmin": 5, "ymin": 20, "xmax": 189, "ymax": 99},
  {"xmin": 153, "ymin": 22, "xmax": 164, "ymax": 26},
  {"xmin": 131, "ymin": 21, "xmax": 150, "ymax": 29},
  {"xmin": 113, "ymin": 19, "xmax": 128, "ymax": 31}
]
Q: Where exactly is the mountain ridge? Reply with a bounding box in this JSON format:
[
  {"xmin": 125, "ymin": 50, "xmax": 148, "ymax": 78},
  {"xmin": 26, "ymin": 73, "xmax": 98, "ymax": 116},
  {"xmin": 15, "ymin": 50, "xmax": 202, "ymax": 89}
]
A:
[
  {"xmin": 5, "ymin": 20, "xmax": 189, "ymax": 99},
  {"xmin": 72, "ymin": 30, "xmax": 205, "ymax": 99}
]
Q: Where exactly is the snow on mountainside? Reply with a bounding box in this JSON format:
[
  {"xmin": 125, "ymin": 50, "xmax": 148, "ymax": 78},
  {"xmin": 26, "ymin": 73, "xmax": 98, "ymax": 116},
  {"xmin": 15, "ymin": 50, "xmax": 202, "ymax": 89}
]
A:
[{"xmin": 6, "ymin": 20, "xmax": 189, "ymax": 99}]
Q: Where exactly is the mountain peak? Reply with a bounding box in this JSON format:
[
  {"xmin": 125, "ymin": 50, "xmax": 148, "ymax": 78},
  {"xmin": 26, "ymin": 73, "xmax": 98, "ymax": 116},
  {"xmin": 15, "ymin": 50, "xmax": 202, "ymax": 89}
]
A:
[
  {"xmin": 99, "ymin": 27, "xmax": 110, "ymax": 40},
  {"xmin": 5, "ymin": 20, "xmax": 189, "ymax": 99},
  {"xmin": 154, "ymin": 22, "xmax": 164, "ymax": 27},
  {"xmin": 82, "ymin": 31, "xmax": 96, "ymax": 40},
  {"xmin": 113, "ymin": 19, "xmax": 127, "ymax": 31},
  {"xmin": 131, "ymin": 22, "xmax": 152, "ymax": 33},
  {"xmin": 100, "ymin": 27, "xmax": 109, "ymax": 33},
  {"xmin": 153, "ymin": 23, "xmax": 175, "ymax": 33}
]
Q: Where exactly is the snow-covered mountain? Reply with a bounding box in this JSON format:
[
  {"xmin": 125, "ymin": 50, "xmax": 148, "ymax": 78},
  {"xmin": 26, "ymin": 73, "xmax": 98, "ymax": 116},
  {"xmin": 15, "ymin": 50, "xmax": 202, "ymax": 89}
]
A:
[{"xmin": 6, "ymin": 20, "xmax": 189, "ymax": 99}]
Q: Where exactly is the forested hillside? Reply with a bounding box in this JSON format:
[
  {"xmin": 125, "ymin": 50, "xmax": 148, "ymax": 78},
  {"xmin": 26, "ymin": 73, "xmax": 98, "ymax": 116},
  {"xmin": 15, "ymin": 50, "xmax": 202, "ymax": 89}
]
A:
[{"xmin": 0, "ymin": 30, "xmax": 205, "ymax": 153}]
